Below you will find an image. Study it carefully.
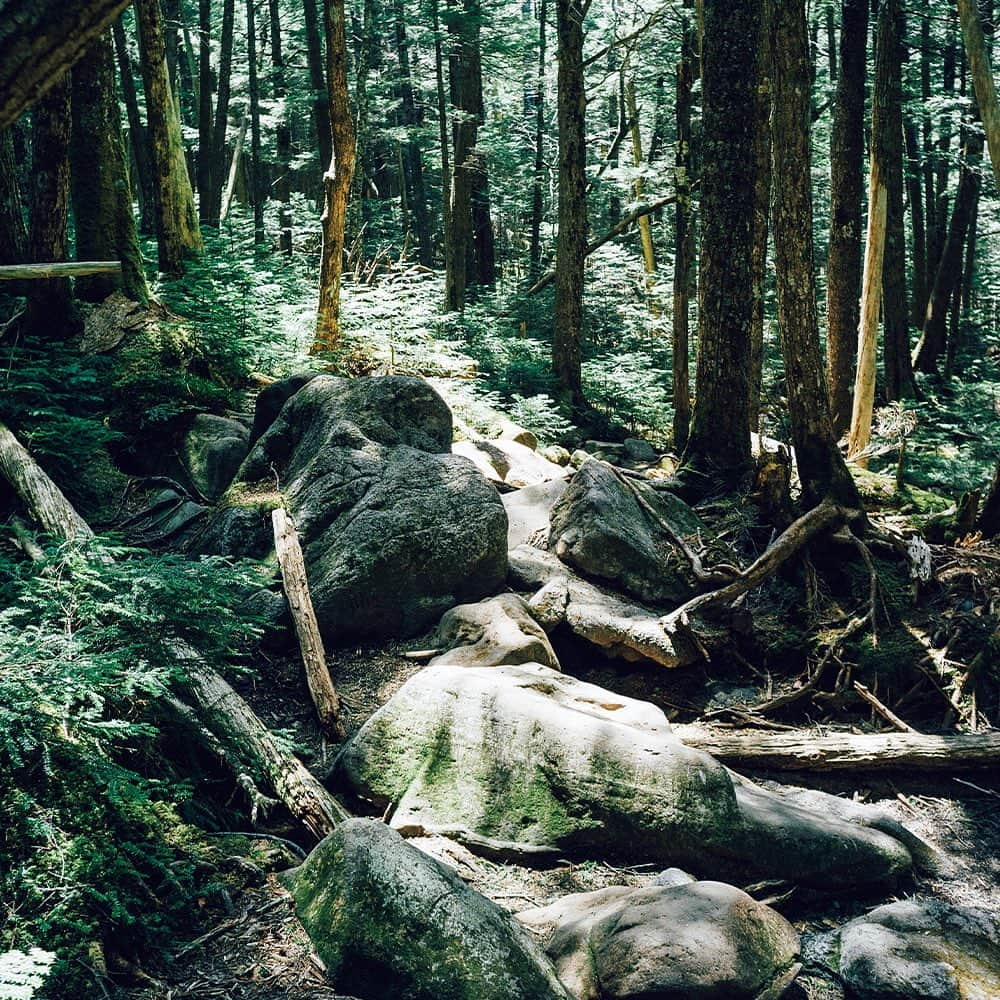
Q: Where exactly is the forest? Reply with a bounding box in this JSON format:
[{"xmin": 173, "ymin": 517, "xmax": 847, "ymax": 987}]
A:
[{"xmin": 1, "ymin": 0, "xmax": 1000, "ymax": 997}]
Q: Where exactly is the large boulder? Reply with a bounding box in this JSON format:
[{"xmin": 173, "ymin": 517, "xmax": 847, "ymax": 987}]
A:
[
  {"xmin": 339, "ymin": 660, "xmax": 913, "ymax": 889},
  {"xmin": 549, "ymin": 459, "xmax": 710, "ymax": 605},
  {"xmin": 503, "ymin": 479, "xmax": 569, "ymax": 550},
  {"xmin": 200, "ymin": 375, "xmax": 508, "ymax": 641},
  {"xmin": 826, "ymin": 899, "xmax": 1000, "ymax": 1000},
  {"xmin": 518, "ymin": 880, "xmax": 800, "ymax": 1000},
  {"xmin": 283, "ymin": 819, "xmax": 570, "ymax": 1000},
  {"xmin": 183, "ymin": 413, "xmax": 250, "ymax": 501}
]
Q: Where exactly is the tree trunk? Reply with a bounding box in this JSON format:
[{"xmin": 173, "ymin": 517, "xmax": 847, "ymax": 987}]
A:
[
  {"xmin": 881, "ymin": 0, "xmax": 915, "ymax": 402},
  {"xmin": 847, "ymin": 0, "xmax": 893, "ymax": 462},
  {"xmin": 348, "ymin": 0, "xmax": 373, "ymax": 247},
  {"xmin": 748, "ymin": 10, "xmax": 772, "ymax": 435},
  {"xmin": 825, "ymin": 0, "xmax": 868, "ymax": 437},
  {"xmin": 393, "ymin": 0, "xmax": 432, "ymax": 266},
  {"xmin": 220, "ymin": 115, "xmax": 248, "ymax": 222},
  {"xmin": 979, "ymin": 461, "xmax": 1000, "ymax": 537},
  {"xmin": 26, "ymin": 74, "xmax": 76, "ymax": 337},
  {"xmin": 432, "ymin": 0, "xmax": 451, "ymax": 256},
  {"xmin": 201, "ymin": 0, "xmax": 234, "ymax": 226},
  {"xmin": 672, "ymin": 6, "xmax": 694, "ymax": 451},
  {"xmin": 302, "ymin": 0, "xmax": 332, "ymax": 192},
  {"xmin": 528, "ymin": 0, "xmax": 547, "ymax": 280},
  {"xmin": 312, "ymin": 0, "xmax": 356, "ymax": 351},
  {"xmin": 904, "ymin": 114, "xmax": 928, "ymax": 327},
  {"xmin": 135, "ymin": 0, "xmax": 202, "ymax": 276},
  {"xmin": 921, "ymin": 14, "xmax": 936, "ymax": 299},
  {"xmin": 71, "ymin": 32, "xmax": 148, "ymax": 304},
  {"xmin": 769, "ymin": 0, "xmax": 862, "ymax": 509},
  {"xmin": 196, "ymin": 0, "xmax": 213, "ymax": 221},
  {"xmin": 0, "ymin": 0, "xmax": 134, "ymax": 130},
  {"xmin": 931, "ymin": 17, "xmax": 958, "ymax": 280},
  {"xmin": 0, "ymin": 128, "xmax": 28, "ymax": 268},
  {"xmin": 245, "ymin": 0, "xmax": 264, "ymax": 244},
  {"xmin": 672, "ymin": 726, "xmax": 1000, "ymax": 773},
  {"xmin": 552, "ymin": 0, "xmax": 586, "ymax": 405},
  {"xmin": 958, "ymin": 0, "xmax": 1000, "ymax": 188},
  {"xmin": 625, "ymin": 78, "xmax": 656, "ymax": 276},
  {"xmin": 678, "ymin": 0, "xmax": 759, "ymax": 492},
  {"xmin": 113, "ymin": 16, "xmax": 155, "ymax": 235},
  {"xmin": 270, "ymin": 0, "xmax": 292, "ymax": 254},
  {"xmin": 826, "ymin": 1, "xmax": 837, "ymax": 80}
]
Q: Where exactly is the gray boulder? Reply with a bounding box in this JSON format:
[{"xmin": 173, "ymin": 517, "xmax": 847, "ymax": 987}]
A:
[
  {"xmin": 201, "ymin": 375, "xmax": 508, "ymax": 641},
  {"xmin": 518, "ymin": 880, "xmax": 800, "ymax": 1000},
  {"xmin": 503, "ymin": 479, "xmax": 569, "ymax": 550},
  {"xmin": 339, "ymin": 660, "xmax": 913, "ymax": 889},
  {"xmin": 249, "ymin": 370, "xmax": 321, "ymax": 444},
  {"xmin": 832, "ymin": 899, "xmax": 1000, "ymax": 1000},
  {"xmin": 623, "ymin": 437, "xmax": 658, "ymax": 463},
  {"xmin": 284, "ymin": 819, "xmax": 570, "ymax": 1000},
  {"xmin": 183, "ymin": 413, "xmax": 250, "ymax": 502},
  {"xmin": 549, "ymin": 459, "xmax": 708, "ymax": 605}
]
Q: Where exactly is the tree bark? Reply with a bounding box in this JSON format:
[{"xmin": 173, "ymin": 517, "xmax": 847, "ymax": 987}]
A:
[
  {"xmin": 847, "ymin": 0, "xmax": 893, "ymax": 462},
  {"xmin": 904, "ymin": 113, "xmax": 928, "ymax": 327},
  {"xmin": 881, "ymin": 0, "xmax": 916, "ymax": 401},
  {"xmin": 245, "ymin": 0, "xmax": 264, "ymax": 245},
  {"xmin": 71, "ymin": 31, "xmax": 148, "ymax": 304},
  {"xmin": 269, "ymin": 0, "xmax": 292, "ymax": 254},
  {"xmin": 678, "ymin": 0, "xmax": 759, "ymax": 492},
  {"xmin": 958, "ymin": 0, "xmax": 1000, "ymax": 188},
  {"xmin": 979, "ymin": 461, "xmax": 1000, "ymax": 537},
  {"xmin": 200, "ymin": 0, "xmax": 234, "ymax": 226},
  {"xmin": 528, "ymin": 0, "xmax": 547, "ymax": 280},
  {"xmin": 672, "ymin": 726, "xmax": 1000, "ymax": 772},
  {"xmin": 302, "ymin": 0, "xmax": 332, "ymax": 193},
  {"xmin": 625, "ymin": 78, "xmax": 656, "ymax": 276},
  {"xmin": 0, "ymin": 127, "xmax": 28, "ymax": 269},
  {"xmin": 312, "ymin": 0, "xmax": 356, "ymax": 351},
  {"xmin": 26, "ymin": 74, "xmax": 76, "ymax": 337},
  {"xmin": 432, "ymin": 0, "xmax": 451, "ymax": 256},
  {"xmin": 769, "ymin": 0, "xmax": 862, "ymax": 509},
  {"xmin": 196, "ymin": 0, "xmax": 213, "ymax": 221},
  {"xmin": 0, "ymin": 0, "xmax": 134, "ymax": 130},
  {"xmin": 552, "ymin": 0, "xmax": 587, "ymax": 405},
  {"xmin": 135, "ymin": 0, "xmax": 202, "ymax": 276},
  {"xmin": 220, "ymin": 115, "xmax": 248, "ymax": 222},
  {"xmin": 825, "ymin": 0, "xmax": 868, "ymax": 437}
]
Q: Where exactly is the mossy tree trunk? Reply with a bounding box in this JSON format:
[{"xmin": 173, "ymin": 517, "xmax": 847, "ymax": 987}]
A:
[
  {"xmin": 135, "ymin": 0, "xmax": 202, "ymax": 276},
  {"xmin": 26, "ymin": 74, "xmax": 77, "ymax": 337},
  {"xmin": 0, "ymin": 127, "xmax": 28, "ymax": 268},
  {"xmin": 312, "ymin": 0, "xmax": 356, "ymax": 352},
  {"xmin": 678, "ymin": 0, "xmax": 759, "ymax": 492},
  {"xmin": 768, "ymin": 0, "xmax": 861, "ymax": 510},
  {"xmin": 71, "ymin": 31, "xmax": 148, "ymax": 304},
  {"xmin": 825, "ymin": 0, "xmax": 868, "ymax": 437},
  {"xmin": 958, "ymin": 0, "xmax": 1000, "ymax": 189},
  {"xmin": 552, "ymin": 0, "xmax": 586, "ymax": 406}
]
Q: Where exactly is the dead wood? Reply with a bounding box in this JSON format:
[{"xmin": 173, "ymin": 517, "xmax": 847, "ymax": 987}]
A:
[{"xmin": 0, "ymin": 260, "xmax": 122, "ymax": 280}]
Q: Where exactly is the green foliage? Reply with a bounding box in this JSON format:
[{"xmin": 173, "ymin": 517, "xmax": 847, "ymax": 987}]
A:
[{"xmin": 0, "ymin": 539, "xmax": 266, "ymax": 992}]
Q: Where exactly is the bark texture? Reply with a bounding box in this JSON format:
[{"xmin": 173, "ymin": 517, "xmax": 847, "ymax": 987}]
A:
[{"xmin": 959, "ymin": 0, "xmax": 1000, "ymax": 188}]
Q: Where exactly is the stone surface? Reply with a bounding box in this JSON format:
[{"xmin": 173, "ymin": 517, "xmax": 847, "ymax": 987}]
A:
[
  {"xmin": 284, "ymin": 819, "xmax": 570, "ymax": 1000},
  {"xmin": 454, "ymin": 438, "xmax": 569, "ymax": 489},
  {"xmin": 340, "ymin": 660, "xmax": 913, "ymax": 889},
  {"xmin": 527, "ymin": 575, "xmax": 570, "ymax": 632},
  {"xmin": 518, "ymin": 880, "xmax": 800, "ymax": 1000},
  {"xmin": 499, "ymin": 420, "xmax": 538, "ymax": 450},
  {"xmin": 542, "ymin": 444, "xmax": 571, "ymax": 466},
  {"xmin": 183, "ymin": 413, "xmax": 250, "ymax": 502},
  {"xmin": 249, "ymin": 370, "xmax": 321, "ymax": 444},
  {"xmin": 201, "ymin": 375, "xmax": 508, "ymax": 641},
  {"xmin": 429, "ymin": 593, "xmax": 559, "ymax": 669},
  {"xmin": 623, "ymin": 437, "xmax": 658, "ymax": 463},
  {"xmin": 503, "ymin": 479, "xmax": 569, "ymax": 551},
  {"xmin": 832, "ymin": 899, "xmax": 1000, "ymax": 1000},
  {"xmin": 549, "ymin": 459, "xmax": 708, "ymax": 605}
]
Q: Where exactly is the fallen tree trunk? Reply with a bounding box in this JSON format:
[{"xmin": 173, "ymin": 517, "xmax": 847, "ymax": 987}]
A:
[
  {"xmin": 0, "ymin": 261, "xmax": 123, "ymax": 280},
  {"xmin": 672, "ymin": 725, "xmax": 1000, "ymax": 772},
  {"xmin": 0, "ymin": 421, "xmax": 347, "ymax": 840}
]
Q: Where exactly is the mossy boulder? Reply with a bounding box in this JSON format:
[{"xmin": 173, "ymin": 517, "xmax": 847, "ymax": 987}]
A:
[
  {"xmin": 283, "ymin": 819, "xmax": 570, "ymax": 1000},
  {"xmin": 518, "ymin": 880, "xmax": 800, "ymax": 1000},
  {"xmin": 339, "ymin": 661, "xmax": 913, "ymax": 888},
  {"xmin": 183, "ymin": 413, "xmax": 249, "ymax": 502}
]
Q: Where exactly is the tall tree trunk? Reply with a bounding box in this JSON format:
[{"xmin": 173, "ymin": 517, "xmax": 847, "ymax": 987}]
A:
[
  {"xmin": 904, "ymin": 114, "xmax": 928, "ymax": 327},
  {"xmin": 672, "ymin": 5, "xmax": 694, "ymax": 451},
  {"xmin": 349, "ymin": 0, "xmax": 373, "ymax": 246},
  {"xmin": 26, "ymin": 75, "xmax": 76, "ymax": 336},
  {"xmin": 112, "ymin": 16, "xmax": 155, "ymax": 235},
  {"xmin": 825, "ymin": 0, "xmax": 868, "ymax": 438},
  {"xmin": 882, "ymin": 0, "xmax": 915, "ymax": 402},
  {"xmin": 0, "ymin": 0, "xmax": 134, "ymax": 130},
  {"xmin": 432, "ymin": 0, "xmax": 451, "ymax": 255},
  {"xmin": 0, "ymin": 128, "xmax": 28, "ymax": 267},
  {"xmin": 749, "ymin": 10, "xmax": 772, "ymax": 435},
  {"xmin": 197, "ymin": 0, "xmax": 214, "ymax": 221},
  {"xmin": 847, "ymin": 0, "xmax": 892, "ymax": 461},
  {"xmin": 769, "ymin": 0, "xmax": 862, "ymax": 509},
  {"xmin": 958, "ymin": 0, "xmax": 1000, "ymax": 187},
  {"xmin": 393, "ymin": 0, "xmax": 432, "ymax": 266},
  {"xmin": 467, "ymin": 2, "xmax": 495, "ymax": 289},
  {"xmin": 826, "ymin": 1, "xmax": 837, "ymax": 80},
  {"xmin": 302, "ymin": 0, "xmax": 332, "ymax": 190},
  {"xmin": 921, "ymin": 14, "xmax": 936, "ymax": 298},
  {"xmin": 931, "ymin": 17, "xmax": 958, "ymax": 280},
  {"xmin": 625, "ymin": 77, "xmax": 656, "ymax": 276},
  {"xmin": 135, "ymin": 0, "xmax": 202, "ymax": 276},
  {"xmin": 528, "ymin": 0, "xmax": 547, "ymax": 280},
  {"xmin": 552, "ymin": 0, "xmax": 586, "ymax": 405},
  {"xmin": 312, "ymin": 0, "xmax": 356, "ymax": 351},
  {"xmin": 679, "ymin": 0, "xmax": 760, "ymax": 492},
  {"xmin": 270, "ymin": 0, "xmax": 292, "ymax": 254},
  {"xmin": 71, "ymin": 31, "xmax": 148, "ymax": 303},
  {"xmin": 245, "ymin": 0, "xmax": 264, "ymax": 244},
  {"xmin": 203, "ymin": 0, "xmax": 234, "ymax": 226}
]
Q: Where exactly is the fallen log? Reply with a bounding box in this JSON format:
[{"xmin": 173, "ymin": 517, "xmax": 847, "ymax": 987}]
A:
[
  {"xmin": 272, "ymin": 507, "xmax": 345, "ymax": 741},
  {"xmin": 0, "ymin": 422, "xmax": 348, "ymax": 839},
  {"xmin": 0, "ymin": 261, "xmax": 123, "ymax": 280},
  {"xmin": 672, "ymin": 725, "xmax": 1000, "ymax": 772}
]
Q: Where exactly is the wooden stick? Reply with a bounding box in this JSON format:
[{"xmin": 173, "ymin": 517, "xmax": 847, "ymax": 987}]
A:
[
  {"xmin": 852, "ymin": 681, "xmax": 917, "ymax": 733},
  {"xmin": 272, "ymin": 507, "xmax": 345, "ymax": 741},
  {"xmin": 0, "ymin": 261, "xmax": 122, "ymax": 280},
  {"xmin": 672, "ymin": 725, "xmax": 1000, "ymax": 772}
]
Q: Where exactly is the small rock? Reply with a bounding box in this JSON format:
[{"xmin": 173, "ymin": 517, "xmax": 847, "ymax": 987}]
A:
[
  {"xmin": 542, "ymin": 444, "xmax": 571, "ymax": 466},
  {"xmin": 569, "ymin": 449, "xmax": 590, "ymax": 467},
  {"xmin": 499, "ymin": 420, "xmax": 538, "ymax": 450},
  {"xmin": 623, "ymin": 437, "xmax": 658, "ymax": 462},
  {"xmin": 527, "ymin": 576, "xmax": 570, "ymax": 632}
]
